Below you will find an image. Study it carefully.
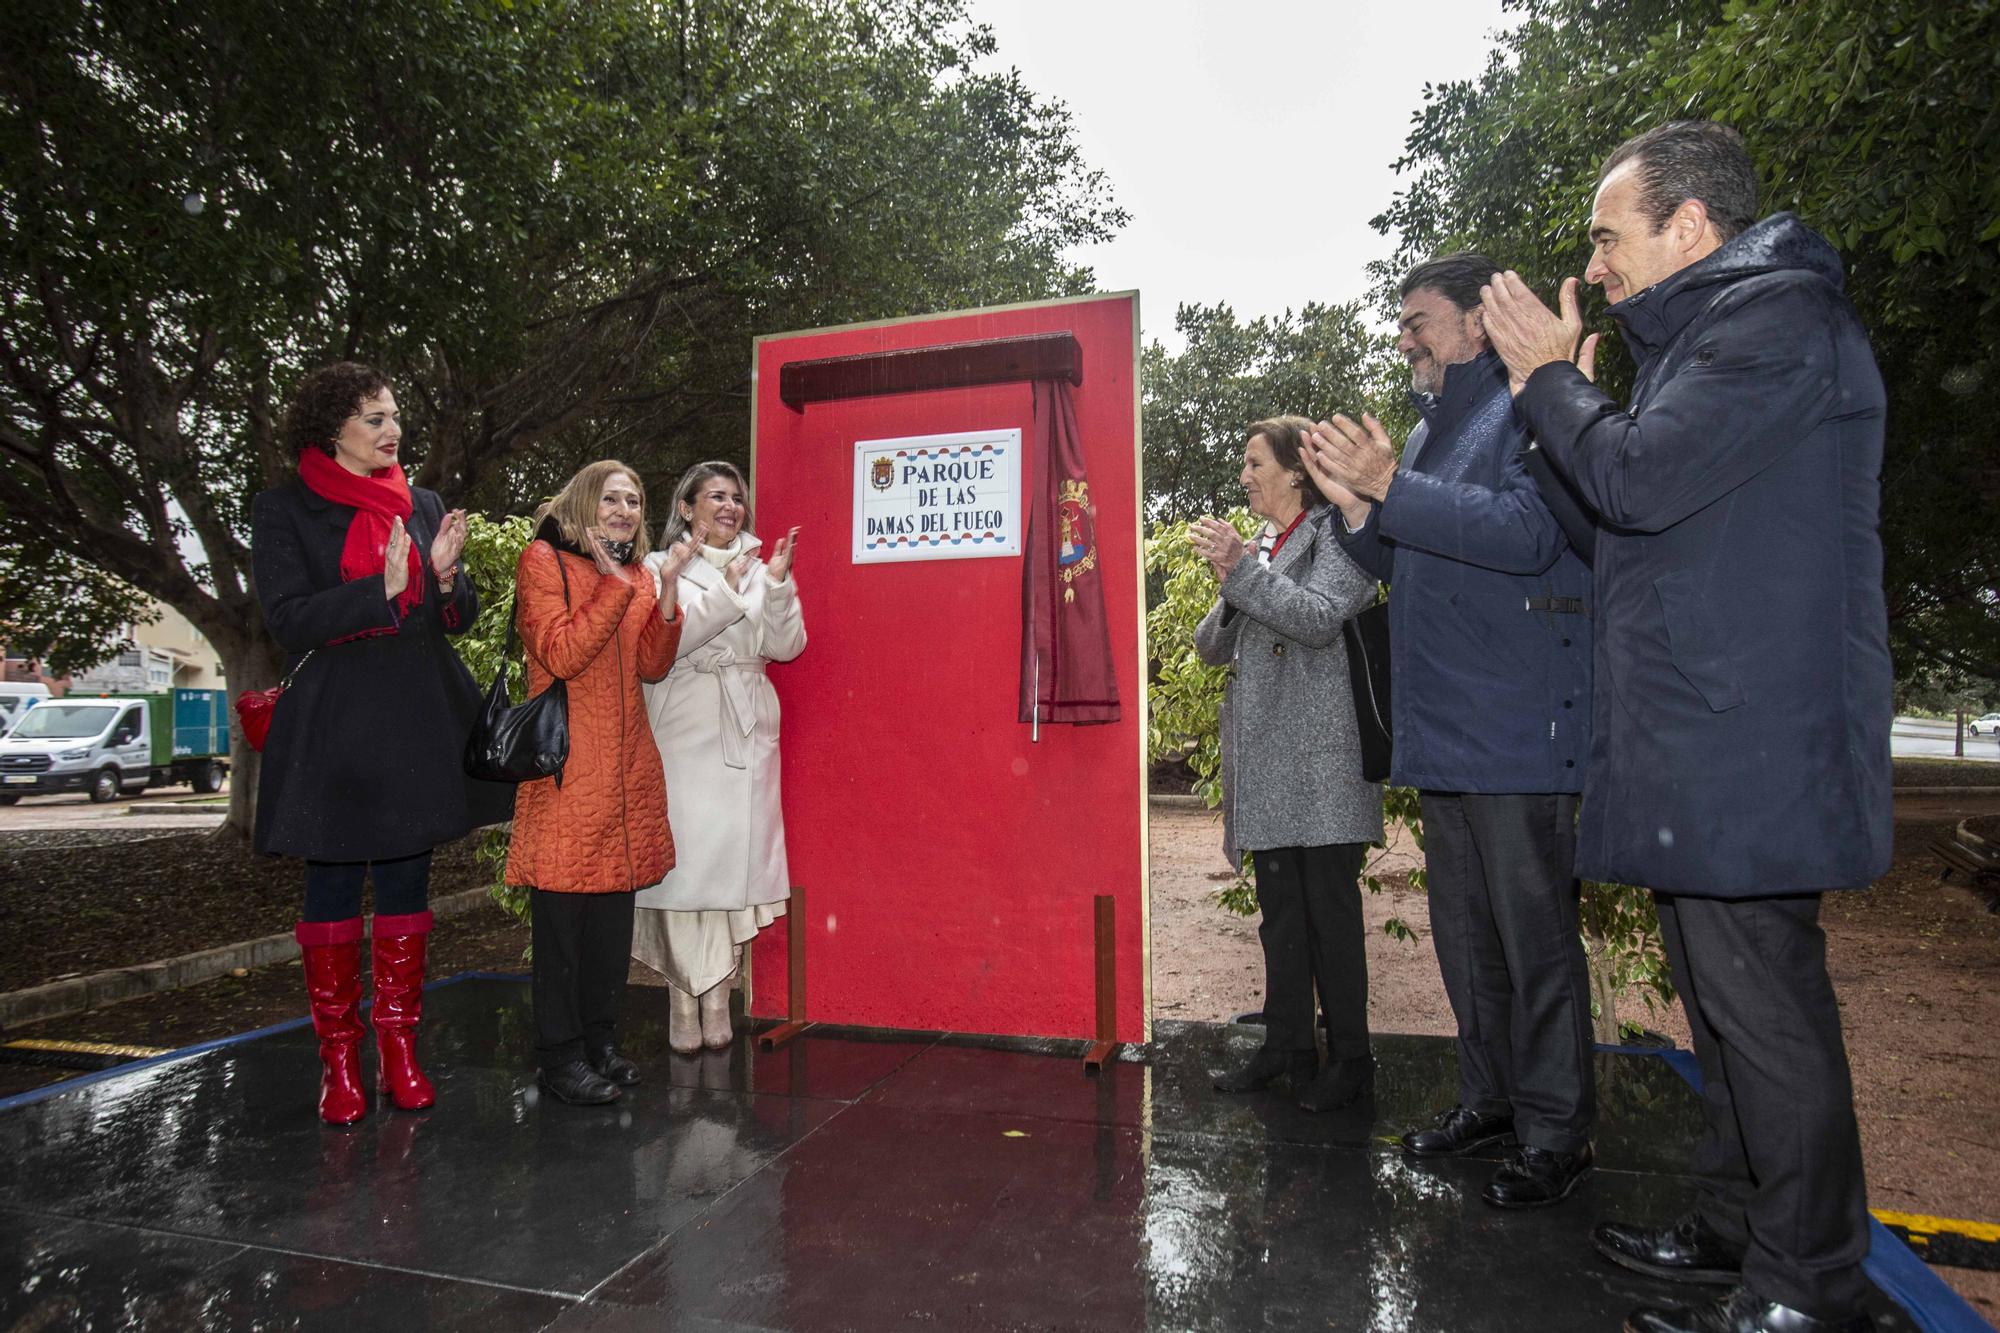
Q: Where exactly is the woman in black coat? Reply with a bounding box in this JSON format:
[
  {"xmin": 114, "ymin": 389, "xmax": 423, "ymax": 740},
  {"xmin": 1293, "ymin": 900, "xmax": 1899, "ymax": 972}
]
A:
[{"xmin": 252, "ymin": 361, "xmax": 513, "ymax": 1126}]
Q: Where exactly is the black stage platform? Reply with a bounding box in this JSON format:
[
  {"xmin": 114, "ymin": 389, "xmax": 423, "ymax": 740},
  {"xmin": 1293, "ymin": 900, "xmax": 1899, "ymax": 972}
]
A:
[{"xmin": 0, "ymin": 975, "xmax": 1981, "ymax": 1331}]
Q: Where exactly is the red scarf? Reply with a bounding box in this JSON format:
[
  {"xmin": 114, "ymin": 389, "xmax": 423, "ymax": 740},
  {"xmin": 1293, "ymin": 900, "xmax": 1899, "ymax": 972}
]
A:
[
  {"xmin": 1266, "ymin": 508, "xmax": 1309, "ymax": 560},
  {"xmin": 298, "ymin": 449, "xmax": 424, "ymax": 616}
]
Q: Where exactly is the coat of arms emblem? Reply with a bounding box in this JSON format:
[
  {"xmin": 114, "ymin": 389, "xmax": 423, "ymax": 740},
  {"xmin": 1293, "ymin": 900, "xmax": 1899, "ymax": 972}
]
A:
[
  {"xmin": 1056, "ymin": 479, "xmax": 1096, "ymax": 602},
  {"xmin": 870, "ymin": 456, "xmax": 895, "ymax": 491}
]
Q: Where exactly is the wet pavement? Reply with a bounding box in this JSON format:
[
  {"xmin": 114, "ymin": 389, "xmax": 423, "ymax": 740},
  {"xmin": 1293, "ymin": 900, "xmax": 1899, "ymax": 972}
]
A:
[{"xmin": 0, "ymin": 977, "xmax": 1945, "ymax": 1330}]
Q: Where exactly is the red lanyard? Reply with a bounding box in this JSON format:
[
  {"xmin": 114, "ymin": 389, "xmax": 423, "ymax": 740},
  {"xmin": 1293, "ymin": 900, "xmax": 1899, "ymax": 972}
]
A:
[{"xmin": 1266, "ymin": 509, "xmax": 1309, "ymax": 560}]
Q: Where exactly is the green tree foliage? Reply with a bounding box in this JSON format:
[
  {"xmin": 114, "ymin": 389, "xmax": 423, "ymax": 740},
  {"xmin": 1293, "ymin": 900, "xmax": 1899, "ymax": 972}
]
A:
[
  {"xmin": 454, "ymin": 513, "xmax": 535, "ymax": 929},
  {"xmin": 1894, "ymin": 661, "xmax": 1997, "ymax": 720},
  {"xmin": 1370, "ymin": 0, "xmax": 2000, "ymax": 686},
  {"xmin": 1675, "ymin": 0, "xmax": 2000, "ymax": 687},
  {"xmin": 1140, "ymin": 302, "xmax": 1407, "ymax": 525},
  {"xmin": 0, "ymin": 542, "xmax": 154, "ymax": 676},
  {"xmin": 1142, "ymin": 513, "xmax": 1254, "ymax": 809},
  {"xmin": 0, "ymin": 0, "xmax": 1124, "ymax": 835},
  {"xmin": 455, "ymin": 513, "xmax": 537, "ymax": 704},
  {"xmin": 1580, "ymin": 881, "xmax": 1673, "ymax": 1041}
]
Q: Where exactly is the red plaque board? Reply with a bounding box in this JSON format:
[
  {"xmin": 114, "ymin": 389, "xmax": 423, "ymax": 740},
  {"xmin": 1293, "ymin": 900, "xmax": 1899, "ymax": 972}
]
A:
[{"xmin": 748, "ymin": 293, "xmax": 1148, "ymax": 1042}]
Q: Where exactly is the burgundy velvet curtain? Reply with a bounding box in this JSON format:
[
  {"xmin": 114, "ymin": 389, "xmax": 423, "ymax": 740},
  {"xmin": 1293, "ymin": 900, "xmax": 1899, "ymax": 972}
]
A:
[{"xmin": 1019, "ymin": 378, "xmax": 1119, "ymax": 726}]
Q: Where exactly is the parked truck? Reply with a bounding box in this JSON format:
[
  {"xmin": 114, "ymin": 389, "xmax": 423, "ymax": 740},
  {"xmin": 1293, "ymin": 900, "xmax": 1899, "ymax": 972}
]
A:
[{"xmin": 0, "ymin": 689, "xmax": 231, "ymax": 804}]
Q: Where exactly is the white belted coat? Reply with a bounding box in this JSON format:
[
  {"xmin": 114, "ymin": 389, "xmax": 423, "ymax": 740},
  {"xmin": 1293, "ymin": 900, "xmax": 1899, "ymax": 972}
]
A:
[{"xmin": 637, "ymin": 541, "xmax": 806, "ymax": 914}]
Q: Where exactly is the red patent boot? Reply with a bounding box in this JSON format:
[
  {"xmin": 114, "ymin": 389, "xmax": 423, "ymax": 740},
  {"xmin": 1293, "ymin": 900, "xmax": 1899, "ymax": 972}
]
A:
[
  {"xmin": 370, "ymin": 910, "xmax": 436, "ymax": 1111},
  {"xmin": 297, "ymin": 919, "xmax": 367, "ymax": 1126}
]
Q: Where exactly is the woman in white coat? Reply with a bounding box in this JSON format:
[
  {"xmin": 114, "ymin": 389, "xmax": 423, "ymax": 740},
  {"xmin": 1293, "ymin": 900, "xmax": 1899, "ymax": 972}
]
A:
[{"xmin": 636, "ymin": 461, "xmax": 804, "ymax": 1053}]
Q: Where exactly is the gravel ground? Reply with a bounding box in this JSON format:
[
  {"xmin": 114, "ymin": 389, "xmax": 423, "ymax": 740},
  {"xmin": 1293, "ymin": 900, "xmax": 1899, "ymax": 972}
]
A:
[
  {"xmin": 1893, "ymin": 757, "xmax": 2000, "ymax": 788},
  {"xmin": 0, "ymin": 828, "xmax": 204, "ymax": 851},
  {"xmin": 0, "ymin": 829, "xmax": 498, "ymax": 993}
]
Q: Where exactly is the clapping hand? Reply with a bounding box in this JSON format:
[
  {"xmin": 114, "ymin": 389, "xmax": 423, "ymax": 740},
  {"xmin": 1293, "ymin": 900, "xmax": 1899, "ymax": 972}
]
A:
[
  {"xmin": 764, "ymin": 527, "xmax": 800, "ymax": 584},
  {"xmin": 585, "ymin": 527, "xmax": 628, "ymax": 580},
  {"xmin": 1189, "ymin": 515, "xmax": 1248, "ymax": 579},
  {"xmin": 654, "ymin": 520, "xmax": 708, "ymax": 584},
  {"xmin": 1297, "ymin": 430, "xmax": 1365, "ymax": 521},
  {"xmin": 383, "ymin": 516, "xmax": 411, "ymax": 600},
  {"xmin": 1304, "ymin": 414, "xmax": 1398, "ymax": 504},
  {"xmin": 430, "ymin": 509, "xmax": 468, "ymax": 583},
  {"xmin": 650, "ymin": 521, "xmax": 708, "ymax": 621},
  {"xmin": 1479, "ymin": 273, "xmax": 1599, "ymax": 396}
]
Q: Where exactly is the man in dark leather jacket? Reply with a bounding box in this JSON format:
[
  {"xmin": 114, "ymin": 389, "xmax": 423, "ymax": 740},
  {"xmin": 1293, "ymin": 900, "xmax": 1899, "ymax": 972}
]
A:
[
  {"xmin": 1305, "ymin": 253, "xmax": 1597, "ymax": 1211},
  {"xmin": 1485, "ymin": 120, "xmax": 1890, "ymax": 1333}
]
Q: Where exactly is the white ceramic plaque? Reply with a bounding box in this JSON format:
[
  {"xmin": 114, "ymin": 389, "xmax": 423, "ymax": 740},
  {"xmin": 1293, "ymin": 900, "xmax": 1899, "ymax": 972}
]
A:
[{"xmin": 850, "ymin": 428, "xmax": 1022, "ymax": 564}]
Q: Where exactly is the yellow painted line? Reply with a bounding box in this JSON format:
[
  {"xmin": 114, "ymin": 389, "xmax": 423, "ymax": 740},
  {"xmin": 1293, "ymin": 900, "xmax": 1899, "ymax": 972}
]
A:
[
  {"xmin": 3, "ymin": 1039, "xmax": 170, "ymax": 1059},
  {"xmin": 1873, "ymin": 1209, "xmax": 2000, "ymax": 1244}
]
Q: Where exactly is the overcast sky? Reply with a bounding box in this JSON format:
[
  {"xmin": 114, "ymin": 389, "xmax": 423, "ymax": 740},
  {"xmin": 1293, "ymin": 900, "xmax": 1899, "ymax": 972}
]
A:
[{"xmin": 965, "ymin": 0, "xmax": 1516, "ymax": 345}]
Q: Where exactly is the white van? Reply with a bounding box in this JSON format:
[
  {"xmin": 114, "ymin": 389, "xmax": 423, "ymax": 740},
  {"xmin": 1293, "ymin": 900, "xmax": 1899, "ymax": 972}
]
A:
[
  {"xmin": 0, "ymin": 683, "xmax": 52, "ymax": 736},
  {"xmin": 0, "ymin": 690, "xmax": 230, "ymax": 804}
]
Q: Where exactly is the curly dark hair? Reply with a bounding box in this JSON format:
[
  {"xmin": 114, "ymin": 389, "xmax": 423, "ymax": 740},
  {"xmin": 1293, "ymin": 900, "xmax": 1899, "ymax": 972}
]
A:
[{"xmin": 283, "ymin": 361, "xmax": 391, "ymax": 457}]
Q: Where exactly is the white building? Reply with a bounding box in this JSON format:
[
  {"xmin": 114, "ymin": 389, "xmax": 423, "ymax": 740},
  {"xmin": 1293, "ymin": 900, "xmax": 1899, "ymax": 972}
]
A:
[{"xmin": 69, "ymin": 601, "xmax": 226, "ymax": 694}]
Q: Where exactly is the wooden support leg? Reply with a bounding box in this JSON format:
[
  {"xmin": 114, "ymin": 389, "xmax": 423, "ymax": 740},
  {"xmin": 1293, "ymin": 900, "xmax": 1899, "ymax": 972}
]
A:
[
  {"xmin": 1084, "ymin": 893, "xmax": 1119, "ymax": 1072},
  {"xmin": 759, "ymin": 884, "xmax": 810, "ymax": 1050}
]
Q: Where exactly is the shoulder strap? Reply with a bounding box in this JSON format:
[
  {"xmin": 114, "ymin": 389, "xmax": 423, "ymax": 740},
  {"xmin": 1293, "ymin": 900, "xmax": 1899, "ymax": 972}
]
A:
[
  {"xmin": 279, "ymin": 649, "xmax": 316, "ymax": 690},
  {"xmin": 506, "ymin": 541, "xmax": 572, "ymax": 656}
]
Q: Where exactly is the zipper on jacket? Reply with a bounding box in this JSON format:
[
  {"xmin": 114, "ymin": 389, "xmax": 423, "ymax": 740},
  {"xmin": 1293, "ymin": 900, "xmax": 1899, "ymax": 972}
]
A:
[{"xmin": 617, "ymin": 627, "xmax": 633, "ymax": 889}]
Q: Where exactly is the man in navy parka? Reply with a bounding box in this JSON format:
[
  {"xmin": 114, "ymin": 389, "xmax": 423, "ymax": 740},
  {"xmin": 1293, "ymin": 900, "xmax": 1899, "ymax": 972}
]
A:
[
  {"xmin": 1486, "ymin": 120, "xmax": 1891, "ymax": 1333},
  {"xmin": 1307, "ymin": 253, "xmax": 1598, "ymax": 1212}
]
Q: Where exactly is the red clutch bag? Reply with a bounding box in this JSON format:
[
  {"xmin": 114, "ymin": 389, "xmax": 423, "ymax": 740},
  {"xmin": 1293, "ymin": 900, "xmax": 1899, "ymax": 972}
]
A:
[{"xmin": 234, "ymin": 650, "xmax": 315, "ymax": 752}]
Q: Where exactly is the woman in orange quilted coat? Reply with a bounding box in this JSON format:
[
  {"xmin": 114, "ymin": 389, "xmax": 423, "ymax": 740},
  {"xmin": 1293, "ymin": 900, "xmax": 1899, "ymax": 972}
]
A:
[{"xmin": 506, "ymin": 459, "xmax": 697, "ymax": 1105}]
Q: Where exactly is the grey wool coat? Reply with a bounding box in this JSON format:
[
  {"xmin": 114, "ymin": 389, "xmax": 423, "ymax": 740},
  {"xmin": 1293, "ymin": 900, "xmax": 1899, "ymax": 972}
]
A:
[{"xmin": 1195, "ymin": 510, "xmax": 1384, "ymax": 864}]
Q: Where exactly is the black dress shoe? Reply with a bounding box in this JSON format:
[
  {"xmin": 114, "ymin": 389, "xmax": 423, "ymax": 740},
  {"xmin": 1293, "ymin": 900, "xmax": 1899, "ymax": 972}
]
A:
[
  {"xmin": 539, "ymin": 1059, "xmax": 620, "ymax": 1105},
  {"xmin": 1297, "ymin": 1055, "xmax": 1375, "ymax": 1111},
  {"xmin": 1400, "ymin": 1104, "xmax": 1516, "ymax": 1156},
  {"xmin": 1625, "ymin": 1285, "xmax": 1871, "ymax": 1333},
  {"xmin": 1481, "ymin": 1142, "xmax": 1593, "ymax": 1208},
  {"xmin": 588, "ymin": 1046, "xmax": 641, "ymax": 1087},
  {"xmin": 1596, "ymin": 1212, "xmax": 1744, "ymax": 1285},
  {"xmin": 1213, "ymin": 1046, "xmax": 1316, "ymax": 1094}
]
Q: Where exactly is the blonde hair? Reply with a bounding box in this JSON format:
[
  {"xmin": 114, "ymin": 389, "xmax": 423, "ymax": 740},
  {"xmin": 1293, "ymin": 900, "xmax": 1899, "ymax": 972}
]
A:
[
  {"xmin": 660, "ymin": 460, "xmax": 752, "ymax": 549},
  {"xmin": 532, "ymin": 459, "xmax": 653, "ymax": 560}
]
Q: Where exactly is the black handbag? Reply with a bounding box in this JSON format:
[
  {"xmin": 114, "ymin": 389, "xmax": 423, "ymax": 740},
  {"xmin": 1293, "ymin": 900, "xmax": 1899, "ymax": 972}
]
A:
[
  {"xmin": 1342, "ymin": 598, "xmax": 1393, "ymax": 783},
  {"xmin": 464, "ymin": 548, "xmax": 569, "ymax": 786}
]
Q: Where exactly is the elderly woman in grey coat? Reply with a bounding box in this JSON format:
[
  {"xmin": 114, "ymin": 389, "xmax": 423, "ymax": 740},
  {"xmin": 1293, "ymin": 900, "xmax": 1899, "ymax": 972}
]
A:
[{"xmin": 1191, "ymin": 415, "xmax": 1384, "ymax": 1112}]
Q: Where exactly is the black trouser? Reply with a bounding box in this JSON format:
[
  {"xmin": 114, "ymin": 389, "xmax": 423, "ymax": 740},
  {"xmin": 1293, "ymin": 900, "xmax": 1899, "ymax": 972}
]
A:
[
  {"xmin": 1656, "ymin": 891, "xmax": 1869, "ymax": 1317},
  {"xmin": 1252, "ymin": 842, "xmax": 1370, "ymax": 1059},
  {"xmin": 1421, "ymin": 791, "xmax": 1594, "ymax": 1153},
  {"xmin": 302, "ymin": 852, "xmax": 432, "ymax": 921},
  {"xmin": 531, "ymin": 888, "xmax": 636, "ymax": 1070}
]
